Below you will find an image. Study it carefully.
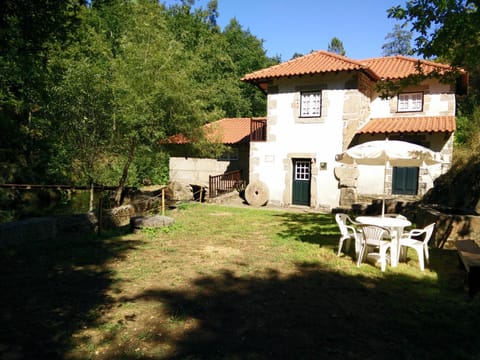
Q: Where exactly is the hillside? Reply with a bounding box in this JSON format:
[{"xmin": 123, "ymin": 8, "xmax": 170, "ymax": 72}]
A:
[{"xmin": 422, "ymin": 148, "xmax": 480, "ymax": 213}]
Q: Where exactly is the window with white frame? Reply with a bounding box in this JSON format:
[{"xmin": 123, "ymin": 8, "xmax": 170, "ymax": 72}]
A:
[
  {"xmin": 398, "ymin": 92, "xmax": 423, "ymax": 112},
  {"xmin": 295, "ymin": 160, "xmax": 311, "ymax": 180},
  {"xmin": 300, "ymin": 91, "xmax": 322, "ymax": 117}
]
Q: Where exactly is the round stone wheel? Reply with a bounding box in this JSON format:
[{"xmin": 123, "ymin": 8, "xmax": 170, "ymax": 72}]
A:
[{"xmin": 245, "ymin": 181, "xmax": 269, "ymax": 207}]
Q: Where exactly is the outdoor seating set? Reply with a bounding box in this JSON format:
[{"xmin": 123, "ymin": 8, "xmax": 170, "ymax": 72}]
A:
[
  {"xmin": 334, "ymin": 138, "xmax": 441, "ymax": 272},
  {"xmin": 335, "ymin": 213, "xmax": 435, "ymax": 272}
]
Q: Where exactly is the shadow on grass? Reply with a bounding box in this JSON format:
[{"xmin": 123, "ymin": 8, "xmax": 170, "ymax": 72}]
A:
[
  {"xmin": 106, "ymin": 211, "xmax": 480, "ymax": 359},
  {"xmin": 2, "ymin": 209, "xmax": 479, "ymax": 359},
  {"xmin": 275, "ymin": 211, "xmax": 469, "ymax": 295},
  {"xmin": 116, "ymin": 261, "xmax": 480, "ymax": 359},
  {"xmin": 274, "ymin": 212, "xmax": 339, "ymax": 247},
  {"xmin": 0, "ymin": 229, "xmax": 143, "ymax": 359}
]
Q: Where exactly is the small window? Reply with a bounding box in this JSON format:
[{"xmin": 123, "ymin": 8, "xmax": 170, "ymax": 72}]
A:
[
  {"xmin": 398, "ymin": 92, "xmax": 423, "ymax": 112},
  {"xmin": 294, "ymin": 160, "xmax": 311, "ymax": 180},
  {"xmin": 300, "ymin": 91, "xmax": 322, "ymax": 117}
]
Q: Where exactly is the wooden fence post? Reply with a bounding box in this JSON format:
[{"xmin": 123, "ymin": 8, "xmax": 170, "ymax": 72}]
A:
[{"xmin": 162, "ymin": 187, "xmax": 165, "ymax": 216}]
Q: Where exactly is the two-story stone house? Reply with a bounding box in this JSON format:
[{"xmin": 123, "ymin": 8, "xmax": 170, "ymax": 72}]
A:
[{"xmin": 242, "ymin": 50, "xmax": 466, "ymax": 210}]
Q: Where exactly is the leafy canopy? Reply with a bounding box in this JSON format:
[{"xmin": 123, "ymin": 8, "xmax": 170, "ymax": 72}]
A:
[
  {"xmin": 327, "ymin": 37, "xmax": 346, "ymax": 56},
  {"xmin": 388, "ymin": 0, "xmax": 479, "ymax": 69},
  {"xmin": 382, "ymin": 23, "xmax": 414, "ymax": 56},
  {"xmin": 0, "ymin": 0, "xmax": 276, "ymax": 192},
  {"xmin": 388, "ymin": 1, "xmax": 480, "ymax": 147}
]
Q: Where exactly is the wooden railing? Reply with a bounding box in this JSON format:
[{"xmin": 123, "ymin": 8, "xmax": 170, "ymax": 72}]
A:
[
  {"xmin": 209, "ymin": 170, "xmax": 246, "ymax": 199},
  {"xmin": 250, "ymin": 118, "xmax": 267, "ymax": 142}
]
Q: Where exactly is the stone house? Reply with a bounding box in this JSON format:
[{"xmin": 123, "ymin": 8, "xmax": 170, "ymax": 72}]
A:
[{"xmin": 241, "ymin": 50, "xmax": 467, "ymax": 211}]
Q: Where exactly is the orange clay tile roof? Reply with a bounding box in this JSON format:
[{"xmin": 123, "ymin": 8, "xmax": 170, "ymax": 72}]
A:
[
  {"xmin": 242, "ymin": 51, "xmax": 456, "ymax": 83},
  {"xmin": 204, "ymin": 117, "xmax": 252, "ymax": 144},
  {"xmin": 167, "ymin": 117, "xmax": 265, "ymax": 145},
  {"xmin": 242, "ymin": 50, "xmax": 373, "ymax": 82},
  {"xmin": 357, "ymin": 116, "xmax": 456, "ymax": 134},
  {"xmin": 359, "ymin": 56, "xmax": 453, "ymax": 80}
]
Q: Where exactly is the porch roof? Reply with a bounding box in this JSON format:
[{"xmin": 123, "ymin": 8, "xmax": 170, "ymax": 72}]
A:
[{"xmin": 357, "ymin": 116, "xmax": 456, "ymax": 134}]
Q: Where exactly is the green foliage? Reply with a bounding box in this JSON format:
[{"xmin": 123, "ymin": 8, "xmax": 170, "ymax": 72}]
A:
[
  {"xmin": 455, "ymin": 107, "xmax": 480, "ymax": 148},
  {"xmin": 388, "ymin": 0, "xmax": 479, "ymax": 69},
  {"xmin": 382, "ymin": 23, "xmax": 414, "ymax": 56},
  {"xmin": 454, "ymin": 114, "xmax": 471, "ymax": 145},
  {"xmin": 0, "ymin": 1, "xmax": 85, "ymax": 184},
  {"xmin": 222, "ymin": 18, "xmax": 278, "ymax": 115},
  {"xmin": 45, "ymin": 7, "xmax": 114, "ymax": 186},
  {"xmin": 290, "ymin": 52, "xmax": 304, "ymax": 60},
  {"xmin": 327, "ymin": 37, "xmax": 346, "ymax": 56},
  {"xmin": 90, "ymin": 154, "xmax": 138, "ymax": 187},
  {"xmin": 133, "ymin": 149, "xmax": 170, "ymax": 186},
  {"xmin": 0, "ymin": 0, "xmax": 84, "ymax": 111},
  {"xmin": 1, "ymin": 0, "xmax": 275, "ymax": 193},
  {"xmin": 388, "ymin": 0, "xmax": 480, "ymax": 150},
  {"xmin": 0, "ymin": 189, "xmax": 16, "ymax": 223}
]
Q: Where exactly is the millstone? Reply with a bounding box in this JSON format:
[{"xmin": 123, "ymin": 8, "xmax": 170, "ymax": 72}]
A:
[{"xmin": 245, "ymin": 180, "xmax": 269, "ymax": 207}]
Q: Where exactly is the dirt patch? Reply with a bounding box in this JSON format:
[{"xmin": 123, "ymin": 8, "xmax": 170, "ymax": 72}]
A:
[
  {"xmin": 202, "ymin": 245, "xmax": 241, "ymax": 256},
  {"xmin": 209, "ymin": 212, "xmax": 233, "ymax": 216}
]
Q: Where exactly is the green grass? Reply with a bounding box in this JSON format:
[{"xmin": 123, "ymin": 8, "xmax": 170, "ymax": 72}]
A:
[{"xmin": 1, "ymin": 202, "xmax": 479, "ymax": 359}]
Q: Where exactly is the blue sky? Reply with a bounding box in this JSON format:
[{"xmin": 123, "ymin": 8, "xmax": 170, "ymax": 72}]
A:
[{"xmin": 163, "ymin": 0, "xmax": 408, "ymax": 61}]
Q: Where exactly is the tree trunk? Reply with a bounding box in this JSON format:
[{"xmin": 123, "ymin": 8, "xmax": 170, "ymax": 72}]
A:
[{"xmin": 113, "ymin": 141, "xmax": 136, "ymax": 206}]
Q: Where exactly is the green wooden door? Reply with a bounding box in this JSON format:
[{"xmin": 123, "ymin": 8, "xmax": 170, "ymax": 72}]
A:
[
  {"xmin": 292, "ymin": 159, "xmax": 311, "ymax": 206},
  {"xmin": 392, "ymin": 167, "xmax": 419, "ymax": 195}
]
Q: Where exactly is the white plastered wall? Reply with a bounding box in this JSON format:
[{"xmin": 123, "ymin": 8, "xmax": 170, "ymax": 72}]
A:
[
  {"xmin": 169, "ymin": 157, "xmax": 232, "ymax": 187},
  {"xmin": 249, "ymin": 73, "xmax": 357, "ymax": 210},
  {"xmin": 370, "ymin": 79, "xmax": 455, "ymax": 118}
]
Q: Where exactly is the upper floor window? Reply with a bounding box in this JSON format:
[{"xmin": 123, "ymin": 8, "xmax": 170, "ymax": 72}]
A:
[
  {"xmin": 398, "ymin": 92, "xmax": 423, "ymax": 112},
  {"xmin": 300, "ymin": 91, "xmax": 322, "ymax": 117}
]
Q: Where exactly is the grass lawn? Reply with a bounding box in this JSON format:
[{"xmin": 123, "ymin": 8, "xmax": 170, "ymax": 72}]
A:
[{"xmin": 1, "ymin": 202, "xmax": 479, "ymax": 359}]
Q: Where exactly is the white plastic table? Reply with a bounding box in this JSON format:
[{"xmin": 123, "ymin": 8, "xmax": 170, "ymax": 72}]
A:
[{"xmin": 355, "ymin": 216, "xmax": 412, "ymax": 267}]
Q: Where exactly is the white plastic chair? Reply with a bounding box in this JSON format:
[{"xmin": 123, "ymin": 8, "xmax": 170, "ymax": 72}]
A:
[
  {"xmin": 356, "ymin": 224, "xmax": 392, "ymax": 272},
  {"xmin": 335, "ymin": 213, "xmax": 361, "ymax": 259},
  {"xmin": 399, "ymin": 223, "xmax": 435, "ymax": 271}
]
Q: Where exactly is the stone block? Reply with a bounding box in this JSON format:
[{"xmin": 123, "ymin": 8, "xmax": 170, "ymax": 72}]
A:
[
  {"xmin": 130, "ymin": 215, "xmax": 175, "ymax": 233},
  {"xmin": 334, "ymin": 166, "xmax": 358, "ymax": 187},
  {"xmin": 339, "ymin": 187, "xmax": 357, "ymax": 206},
  {"xmin": 102, "ymin": 205, "xmax": 134, "ymax": 228}
]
